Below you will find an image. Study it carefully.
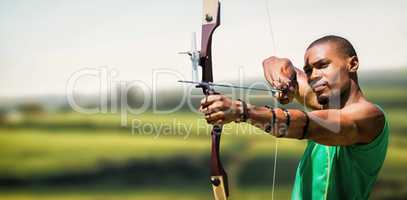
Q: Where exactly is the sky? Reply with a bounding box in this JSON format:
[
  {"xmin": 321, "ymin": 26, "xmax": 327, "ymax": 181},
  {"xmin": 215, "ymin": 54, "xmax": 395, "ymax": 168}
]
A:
[{"xmin": 0, "ymin": 0, "xmax": 406, "ymax": 97}]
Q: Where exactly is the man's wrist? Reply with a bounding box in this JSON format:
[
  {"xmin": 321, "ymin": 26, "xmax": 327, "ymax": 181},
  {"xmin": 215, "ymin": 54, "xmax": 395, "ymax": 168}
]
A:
[
  {"xmin": 292, "ymin": 68, "xmax": 300, "ymax": 96},
  {"xmin": 234, "ymin": 100, "xmax": 243, "ymax": 123},
  {"xmin": 234, "ymin": 99, "xmax": 250, "ymax": 123}
]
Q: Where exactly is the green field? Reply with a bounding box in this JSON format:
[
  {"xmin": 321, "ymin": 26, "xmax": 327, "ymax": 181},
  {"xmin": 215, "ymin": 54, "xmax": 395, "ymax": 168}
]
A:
[{"xmin": 0, "ymin": 86, "xmax": 407, "ymax": 199}]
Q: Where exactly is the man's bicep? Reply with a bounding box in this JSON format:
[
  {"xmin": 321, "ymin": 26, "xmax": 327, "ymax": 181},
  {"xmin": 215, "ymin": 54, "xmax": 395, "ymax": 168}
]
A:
[
  {"xmin": 344, "ymin": 104, "xmax": 386, "ymax": 144},
  {"xmin": 306, "ymin": 109, "xmax": 357, "ymax": 145}
]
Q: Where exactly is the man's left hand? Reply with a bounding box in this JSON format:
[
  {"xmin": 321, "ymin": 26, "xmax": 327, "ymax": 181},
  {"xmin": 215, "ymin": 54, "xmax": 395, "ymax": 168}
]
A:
[{"xmin": 199, "ymin": 95, "xmax": 242, "ymax": 125}]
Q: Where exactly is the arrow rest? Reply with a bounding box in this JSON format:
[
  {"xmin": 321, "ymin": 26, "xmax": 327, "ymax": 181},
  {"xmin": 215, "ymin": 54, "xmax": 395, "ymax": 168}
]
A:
[{"xmin": 179, "ymin": 32, "xmax": 201, "ymax": 82}]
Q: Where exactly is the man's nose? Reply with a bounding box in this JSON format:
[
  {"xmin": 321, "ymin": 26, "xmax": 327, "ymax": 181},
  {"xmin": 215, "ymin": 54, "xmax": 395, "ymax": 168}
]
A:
[
  {"xmin": 307, "ymin": 69, "xmax": 323, "ymax": 86},
  {"xmin": 309, "ymin": 68, "xmax": 321, "ymax": 82}
]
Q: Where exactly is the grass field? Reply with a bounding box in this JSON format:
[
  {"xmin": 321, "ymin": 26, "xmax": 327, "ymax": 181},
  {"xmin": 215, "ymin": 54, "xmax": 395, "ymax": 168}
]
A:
[{"xmin": 0, "ymin": 86, "xmax": 407, "ymax": 199}]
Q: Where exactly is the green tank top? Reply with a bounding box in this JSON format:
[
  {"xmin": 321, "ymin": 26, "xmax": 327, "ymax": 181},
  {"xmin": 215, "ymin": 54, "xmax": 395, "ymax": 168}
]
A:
[{"xmin": 291, "ymin": 108, "xmax": 389, "ymax": 200}]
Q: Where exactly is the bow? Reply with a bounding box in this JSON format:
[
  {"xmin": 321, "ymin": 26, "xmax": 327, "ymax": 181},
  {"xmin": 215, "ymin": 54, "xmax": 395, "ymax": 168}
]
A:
[
  {"xmin": 180, "ymin": 0, "xmax": 228, "ymax": 199},
  {"xmin": 199, "ymin": 1, "xmax": 229, "ymax": 199},
  {"xmin": 180, "ymin": 1, "xmax": 280, "ymax": 199}
]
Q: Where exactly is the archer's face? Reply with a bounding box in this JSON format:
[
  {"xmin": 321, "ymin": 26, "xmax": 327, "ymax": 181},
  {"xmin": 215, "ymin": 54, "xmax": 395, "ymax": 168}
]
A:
[{"xmin": 304, "ymin": 42, "xmax": 351, "ymax": 106}]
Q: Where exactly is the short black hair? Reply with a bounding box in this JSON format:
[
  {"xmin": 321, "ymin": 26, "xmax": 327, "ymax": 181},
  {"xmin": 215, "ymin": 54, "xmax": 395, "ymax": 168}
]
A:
[{"xmin": 307, "ymin": 35, "xmax": 357, "ymax": 58}]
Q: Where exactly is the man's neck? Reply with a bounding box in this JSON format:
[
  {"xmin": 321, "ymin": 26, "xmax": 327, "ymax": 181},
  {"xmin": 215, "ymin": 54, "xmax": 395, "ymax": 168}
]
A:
[
  {"xmin": 323, "ymin": 79, "xmax": 364, "ymax": 109},
  {"xmin": 343, "ymin": 79, "xmax": 364, "ymax": 108}
]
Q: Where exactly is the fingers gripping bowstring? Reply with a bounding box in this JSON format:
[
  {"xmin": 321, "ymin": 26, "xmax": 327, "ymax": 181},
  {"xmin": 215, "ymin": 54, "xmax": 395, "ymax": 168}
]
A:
[{"xmin": 265, "ymin": 0, "xmax": 279, "ymax": 200}]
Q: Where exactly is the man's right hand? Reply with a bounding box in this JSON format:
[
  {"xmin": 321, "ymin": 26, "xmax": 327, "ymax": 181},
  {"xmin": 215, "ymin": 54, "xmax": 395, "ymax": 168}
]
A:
[{"xmin": 262, "ymin": 56, "xmax": 298, "ymax": 104}]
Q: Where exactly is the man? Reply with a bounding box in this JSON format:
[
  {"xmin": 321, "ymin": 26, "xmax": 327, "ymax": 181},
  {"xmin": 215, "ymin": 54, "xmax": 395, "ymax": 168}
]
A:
[{"xmin": 199, "ymin": 35, "xmax": 389, "ymax": 199}]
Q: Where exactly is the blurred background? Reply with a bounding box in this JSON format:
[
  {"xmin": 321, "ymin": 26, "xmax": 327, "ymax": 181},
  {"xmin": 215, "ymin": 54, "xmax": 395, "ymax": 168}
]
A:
[{"xmin": 1, "ymin": 0, "xmax": 406, "ymax": 199}]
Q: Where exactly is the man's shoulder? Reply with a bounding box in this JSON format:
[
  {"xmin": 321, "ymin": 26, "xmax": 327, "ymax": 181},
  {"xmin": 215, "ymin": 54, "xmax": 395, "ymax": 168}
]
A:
[
  {"xmin": 342, "ymin": 101, "xmax": 384, "ymax": 119},
  {"xmin": 342, "ymin": 101, "xmax": 385, "ymax": 143}
]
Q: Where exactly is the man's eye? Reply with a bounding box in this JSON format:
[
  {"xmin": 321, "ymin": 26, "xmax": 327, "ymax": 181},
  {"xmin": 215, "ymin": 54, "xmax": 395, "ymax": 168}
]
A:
[
  {"xmin": 317, "ymin": 63, "xmax": 329, "ymax": 69},
  {"xmin": 321, "ymin": 64, "xmax": 329, "ymax": 68}
]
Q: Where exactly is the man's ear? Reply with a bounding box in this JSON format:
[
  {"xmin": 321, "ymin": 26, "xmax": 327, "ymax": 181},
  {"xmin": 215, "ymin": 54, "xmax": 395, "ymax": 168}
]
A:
[{"xmin": 348, "ymin": 56, "xmax": 359, "ymax": 73}]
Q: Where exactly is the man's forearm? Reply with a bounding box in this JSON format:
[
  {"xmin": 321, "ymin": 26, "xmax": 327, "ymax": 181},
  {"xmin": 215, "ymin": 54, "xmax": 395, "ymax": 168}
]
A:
[
  {"xmin": 245, "ymin": 105, "xmax": 360, "ymax": 145},
  {"xmin": 246, "ymin": 104, "xmax": 307, "ymax": 139}
]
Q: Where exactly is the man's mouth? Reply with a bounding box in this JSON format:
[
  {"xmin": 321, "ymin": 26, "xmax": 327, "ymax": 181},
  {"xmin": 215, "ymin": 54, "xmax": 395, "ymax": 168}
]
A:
[{"xmin": 312, "ymin": 82, "xmax": 327, "ymax": 93}]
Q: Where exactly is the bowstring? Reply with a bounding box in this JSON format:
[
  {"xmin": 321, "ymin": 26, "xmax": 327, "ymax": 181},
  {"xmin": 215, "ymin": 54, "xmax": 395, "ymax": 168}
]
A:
[
  {"xmin": 265, "ymin": 0, "xmax": 278, "ymax": 200},
  {"xmin": 265, "ymin": 0, "xmax": 277, "ymax": 56}
]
